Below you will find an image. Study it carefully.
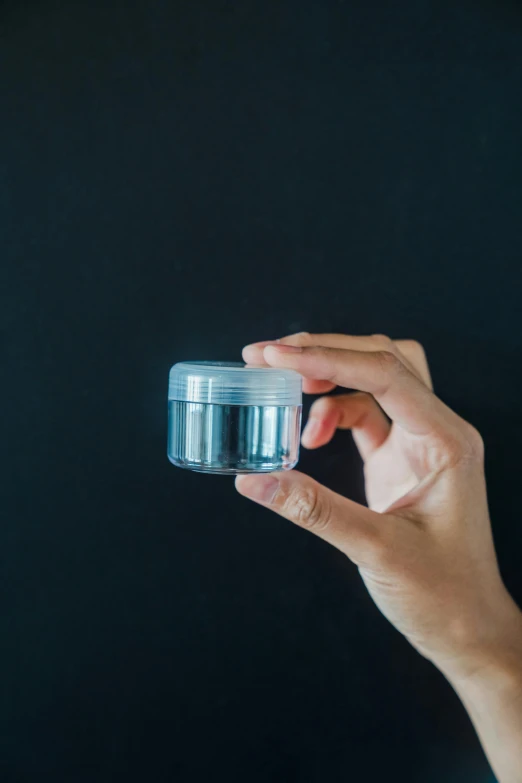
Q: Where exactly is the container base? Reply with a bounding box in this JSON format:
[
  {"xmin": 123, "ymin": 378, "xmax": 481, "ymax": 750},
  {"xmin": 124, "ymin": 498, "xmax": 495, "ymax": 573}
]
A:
[{"xmin": 168, "ymin": 456, "xmax": 297, "ymax": 475}]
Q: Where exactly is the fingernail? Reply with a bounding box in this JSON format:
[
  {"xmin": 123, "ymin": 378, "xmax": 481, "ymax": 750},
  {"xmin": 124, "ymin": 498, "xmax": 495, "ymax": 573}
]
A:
[
  {"xmin": 302, "ymin": 417, "xmax": 320, "ymax": 442},
  {"xmin": 236, "ymin": 474, "xmax": 280, "ymax": 504},
  {"xmin": 267, "ymin": 344, "xmax": 303, "ymax": 354}
]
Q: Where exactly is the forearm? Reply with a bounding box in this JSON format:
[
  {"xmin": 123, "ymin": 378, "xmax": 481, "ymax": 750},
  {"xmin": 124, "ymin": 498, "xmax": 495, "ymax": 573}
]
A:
[{"xmin": 440, "ymin": 598, "xmax": 522, "ymax": 783}]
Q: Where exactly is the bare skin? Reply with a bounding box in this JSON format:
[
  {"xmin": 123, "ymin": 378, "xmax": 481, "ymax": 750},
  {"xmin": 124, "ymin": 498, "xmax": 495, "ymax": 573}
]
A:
[{"xmin": 236, "ymin": 332, "xmax": 522, "ymax": 783}]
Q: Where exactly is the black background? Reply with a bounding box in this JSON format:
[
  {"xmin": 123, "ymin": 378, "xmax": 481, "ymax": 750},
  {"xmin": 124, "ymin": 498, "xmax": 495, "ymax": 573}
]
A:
[{"xmin": 2, "ymin": 1, "xmax": 522, "ymax": 780}]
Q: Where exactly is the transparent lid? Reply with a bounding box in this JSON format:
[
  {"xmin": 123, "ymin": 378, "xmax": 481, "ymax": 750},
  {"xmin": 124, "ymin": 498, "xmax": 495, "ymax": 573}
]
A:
[{"xmin": 168, "ymin": 361, "xmax": 302, "ymax": 406}]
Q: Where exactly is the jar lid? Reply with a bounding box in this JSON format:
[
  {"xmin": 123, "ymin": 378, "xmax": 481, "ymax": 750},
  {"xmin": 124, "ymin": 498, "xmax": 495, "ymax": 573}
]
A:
[{"xmin": 168, "ymin": 361, "xmax": 302, "ymax": 406}]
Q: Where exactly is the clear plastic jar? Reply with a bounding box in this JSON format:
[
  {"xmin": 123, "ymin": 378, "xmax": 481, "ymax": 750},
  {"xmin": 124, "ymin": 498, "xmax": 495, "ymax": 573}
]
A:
[{"xmin": 167, "ymin": 361, "xmax": 302, "ymax": 474}]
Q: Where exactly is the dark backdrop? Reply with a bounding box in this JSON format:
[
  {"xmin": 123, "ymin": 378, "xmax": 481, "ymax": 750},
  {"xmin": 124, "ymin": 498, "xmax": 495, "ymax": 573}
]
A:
[{"xmin": 2, "ymin": 1, "xmax": 522, "ymax": 781}]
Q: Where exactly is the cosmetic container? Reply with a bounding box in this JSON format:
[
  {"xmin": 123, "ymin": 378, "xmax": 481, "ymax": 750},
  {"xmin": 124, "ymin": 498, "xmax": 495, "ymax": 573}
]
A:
[{"xmin": 168, "ymin": 361, "xmax": 302, "ymax": 474}]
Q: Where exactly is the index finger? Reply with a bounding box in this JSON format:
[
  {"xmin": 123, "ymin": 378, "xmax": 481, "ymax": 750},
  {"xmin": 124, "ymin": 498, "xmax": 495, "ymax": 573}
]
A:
[
  {"xmin": 243, "ymin": 332, "xmax": 433, "ymax": 392},
  {"xmin": 263, "ymin": 344, "xmax": 453, "ymax": 437}
]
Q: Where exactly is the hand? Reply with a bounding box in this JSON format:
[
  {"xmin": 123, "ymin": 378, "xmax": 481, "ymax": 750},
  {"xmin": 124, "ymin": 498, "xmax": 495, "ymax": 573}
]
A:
[{"xmin": 236, "ymin": 332, "xmax": 522, "ymax": 682}]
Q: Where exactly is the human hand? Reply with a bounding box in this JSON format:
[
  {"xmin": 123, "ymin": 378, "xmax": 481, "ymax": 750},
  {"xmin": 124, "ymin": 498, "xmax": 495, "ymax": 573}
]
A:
[{"xmin": 236, "ymin": 333, "xmax": 522, "ymax": 682}]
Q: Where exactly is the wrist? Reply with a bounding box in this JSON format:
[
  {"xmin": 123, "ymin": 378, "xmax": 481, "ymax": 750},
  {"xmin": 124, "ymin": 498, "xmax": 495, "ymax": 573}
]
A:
[
  {"xmin": 436, "ymin": 592, "xmax": 522, "ymax": 691},
  {"xmin": 439, "ymin": 595, "xmax": 522, "ymax": 783}
]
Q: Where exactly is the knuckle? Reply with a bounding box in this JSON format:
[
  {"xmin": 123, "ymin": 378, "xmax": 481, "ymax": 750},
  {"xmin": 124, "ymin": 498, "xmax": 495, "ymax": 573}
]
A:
[
  {"xmin": 431, "ymin": 433, "xmax": 464, "ymax": 468},
  {"xmin": 371, "ymin": 333, "xmax": 394, "ymax": 350},
  {"xmin": 310, "ymin": 394, "xmax": 337, "ymax": 417},
  {"xmin": 404, "ymin": 338, "xmax": 425, "ymax": 356},
  {"xmin": 460, "ymin": 422, "xmax": 485, "ymax": 461},
  {"xmin": 394, "ymin": 339, "xmax": 432, "ymax": 389},
  {"xmin": 283, "ymin": 331, "xmax": 312, "ymax": 347},
  {"xmin": 283, "ymin": 484, "xmax": 330, "ymax": 532},
  {"xmin": 398, "ymin": 339, "xmax": 427, "ymax": 363},
  {"xmin": 374, "ymin": 349, "xmax": 404, "ymax": 381},
  {"xmin": 436, "ymin": 422, "xmax": 485, "ymax": 469}
]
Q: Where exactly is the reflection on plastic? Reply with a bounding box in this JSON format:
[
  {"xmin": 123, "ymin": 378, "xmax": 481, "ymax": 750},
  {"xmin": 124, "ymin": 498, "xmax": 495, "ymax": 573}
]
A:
[{"xmin": 167, "ymin": 401, "xmax": 302, "ymax": 475}]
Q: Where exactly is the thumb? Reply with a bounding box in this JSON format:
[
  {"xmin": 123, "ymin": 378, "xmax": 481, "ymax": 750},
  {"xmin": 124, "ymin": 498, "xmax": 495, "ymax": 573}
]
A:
[{"xmin": 235, "ymin": 471, "xmax": 384, "ymax": 567}]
